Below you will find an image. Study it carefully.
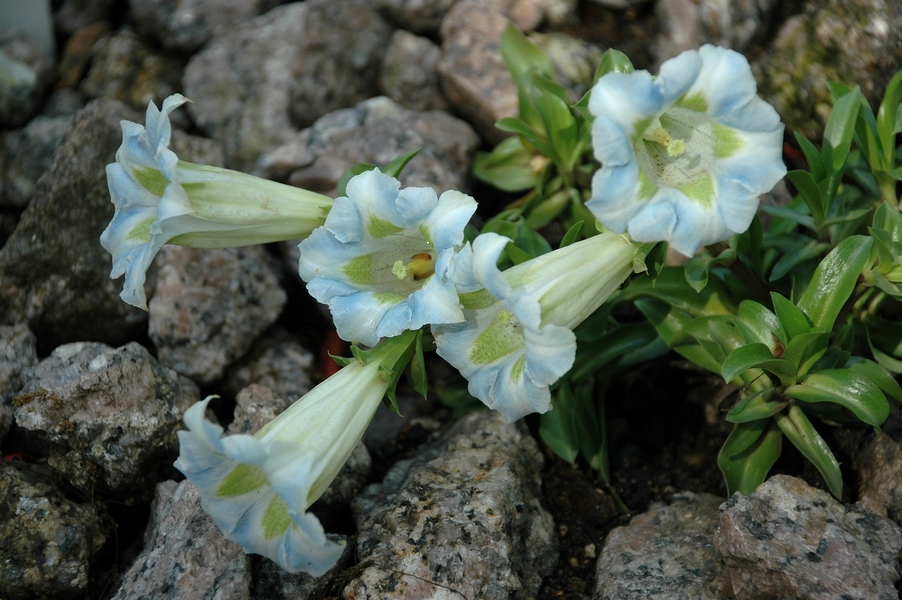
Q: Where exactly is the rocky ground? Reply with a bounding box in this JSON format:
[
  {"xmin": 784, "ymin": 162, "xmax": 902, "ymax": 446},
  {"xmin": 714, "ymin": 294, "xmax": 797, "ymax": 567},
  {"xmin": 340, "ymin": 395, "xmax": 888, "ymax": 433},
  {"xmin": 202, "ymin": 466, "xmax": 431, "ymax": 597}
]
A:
[{"xmin": 2, "ymin": 0, "xmax": 902, "ymax": 598}]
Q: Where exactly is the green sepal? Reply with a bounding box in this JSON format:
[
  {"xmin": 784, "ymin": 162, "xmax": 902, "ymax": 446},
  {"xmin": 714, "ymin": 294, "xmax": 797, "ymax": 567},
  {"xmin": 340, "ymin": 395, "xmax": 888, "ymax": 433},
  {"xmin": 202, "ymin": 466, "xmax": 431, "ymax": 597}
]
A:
[
  {"xmin": 718, "ymin": 420, "xmax": 783, "ymax": 496},
  {"xmin": 383, "ymin": 148, "xmax": 421, "ymax": 178},
  {"xmin": 559, "ymin": 220, "xmax": 585, "ymax": 248},
  {"xmin": 775, "ymin": 405, "xmax": 843, "ymax": 499},
  {"xmin": 785, "ymin": 369, "xmax": 890, "ymax": 427},
  {"xmin": 351, "ymin": 329, "xmax": 421, "ymax": 415}
]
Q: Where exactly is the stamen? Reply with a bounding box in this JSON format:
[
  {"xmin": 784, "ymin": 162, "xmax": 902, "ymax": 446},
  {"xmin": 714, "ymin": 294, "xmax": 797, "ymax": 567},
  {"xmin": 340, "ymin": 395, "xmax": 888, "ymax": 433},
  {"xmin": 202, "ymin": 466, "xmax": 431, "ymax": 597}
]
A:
[
  {"xmin": 392, "ymin": 260, "xmax": 409, "ymax": 279},
  {"xmin": 406, "ymin": 253, "xmax": 435, "ymax": 281}
]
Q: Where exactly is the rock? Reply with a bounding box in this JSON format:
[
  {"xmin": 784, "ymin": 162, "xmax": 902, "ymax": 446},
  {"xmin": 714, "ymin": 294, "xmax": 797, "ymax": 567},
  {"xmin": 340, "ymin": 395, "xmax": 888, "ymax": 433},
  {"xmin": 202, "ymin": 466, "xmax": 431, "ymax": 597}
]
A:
[
  {"xmin": 184, "ymin": 1, "xmax": 393, "ymax": 171},
  {"xmin": 532, "ymin": 31, "xmax": 603, "ymax": 100},
  {"xmin": 110, "ymin": 480, "xmax": 252, "ymax": 600},
  {"xmin": 252, "ymin": 551, "xmax": 352, "ymax": 600},
  {"xmin": 79, "ymin": 27, "xmax": 186, "ymax": 111},
  {"xmin": 286, "ymin": 0, "xmax": 393, "ymax": 130},
  {"xmin": 0, "ymin": 29, "xmax": 54, "ymax": 128},
  {"xmin": 0, "ymin": 98, "xmax": 148, "ymax": 349},
  {"xmin": 0, "ymin": 114, "xmax": 73, "ymax": 209},
  {"xmin": 837, "ymin": 409, "xmax": 902, "ymax": 521},
  {"xmin": 589, "ymin": 0, "xmax": 650, "ymax": 9},
  {"xmin": 380, "ymin": 30, "xmax": 449, "ymax": 113},
  {"xmin": 0, "ymin": 461, "xmax": 108, "ymax": 600},
  {"xmin": 593, "ymin": 492, "xmax": 731, "ymax": 600},
  {"xmin": 754, "ymin": 0, "xmax": 902, "ymax": 141},
  {"xmin": 377, "ymin": 0, "xmax": 458, "ymax": 34},
  {"xmin": 223, "ymin": 335, "xmax": 315, "ymax": 403},
  {"xmin": 0, "ymin": 324, "xmax": 37, "ymax": 404},
  {"xmin": 258, "ymin": 96, "xmax": 479, "ymax": 198},
  {"xmin": 57, "ymin": 22, "xmax": 111, "ymax": 90},
  {"xmin": 11, "ymin": 341, "xmax": 199, "ymax": 503},
  {"xmin": 655, "ymin": 0, "xmax": 784, "ymax": 62},
  {"xmin": 714, "ymin": 474, "xmax": 902, "ymax": 599},
  {"xmin": 228, "ymin": 384, "xmax": 293, "ymax": 435},
  {"xmin": 345, "ymin": 411, "xmax": 558, "ymax": 600},
  {"xmin": 377, "ymin": 0, "xmax": 577, "ymax": 35},
  {"xmin": 148, "ymin": 245, "xmax": 287, "ymax": 385},
  {"xmin": 128, "ymin": 0, "xmax": 282, "ymax": 54},
  {"xmin": 437, "ymin": 1, "xmax": 519, "ymax": 145},
  {"xmin": 54, "ymin": 0, "xmax": 116, "ymax": 37}
]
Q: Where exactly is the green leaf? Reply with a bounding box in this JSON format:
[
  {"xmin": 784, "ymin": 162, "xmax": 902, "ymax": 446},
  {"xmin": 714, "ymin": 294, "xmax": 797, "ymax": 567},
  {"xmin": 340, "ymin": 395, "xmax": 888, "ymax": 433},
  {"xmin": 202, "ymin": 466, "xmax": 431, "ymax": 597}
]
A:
[
  {"xmin": 823, "ymin": 86, "xmax": 863, "ymax": 172},
  {"xmin": 785, "ymin": 170, "xmax": 824, "ymax": 225},
  {"xmin": 540, "ymin": 382, "xmax": 580, "ymax": 463},
  {"xmin": 571, "ymin": 323, "xmax": 660, "ymax": 384},
  {"xmin": 770, "ymin": 292, "xmax": 812, "ymax": 340},
  {"xmin": 495, "ymin": 117, "xmax": 558, "ymax": 162},
  {"xmin": 767, "ymin": 239, "xmax": 830, "ymax": 282},
  {"xmin": 726, "ymin": 388, "xmax": 788, "ymax": 424},
  {"xmin": 796, "ymin": 235, "xmax": 874, "ymax": 331},
  {"xmin": 406, "ymin": 329, "xmax": 428, "ymax": 400},
  {"xmin": 718, "ymin": 420, "xmax": 783, "ymax": 496},
  {"xmin": 622, "ymin": 266, "xmax": 737, "ymax": 317},
  {"xmin": 794, "ymin": 132, "xmax": 827, "ymax": 182},
  {"xmin": 472, "ymin": 136, "xmax": 540, "ymax": 192},
  {"xmin": 559, "ymin": 220, "xmax": 585, "ymax": 248},
  {"xmin": 684, "ymin": 248, "xmax": 736, "ymax": 293},
  {"xmin": 635, "ymin": 298, "xmax": 725, "ymax": 375},
  {"xmin": 722, "ymin": 343, "xmax": 797, "ymax": 386},
  {"xmin": 336, "ymin": 163, "xmax": 378, "ymax": 197},
  {"xmin": 785, "ymin": 369, "xmax": 890, "ymax": 427},
  {"xmin": 782, "ymin": 329, "xmax": 830, "ymax": 377},
  {"xmin": 382, "ymin": 148, "xmax": 421, "ymax": 178},
  {"xmin": 872, "ymin": 202, "xmax": 902, "ymax": 243},
  {"xmin": 595, "ymin": 48, "xmax": 634, "ymax": 81},
  {"xmin": 847, "ymin": 357, "xmax": 902, "ymax": 410},
  {"xmin": 775, "ymin": 405, "xmax": 843, "ymax": 498},
  {"xmin": 734, "ymin": 300, "xmax": 783, "ymax": 348},
  {"xmin": 877, "ymin": 69, "xmax": 902, "ymax": 171}
]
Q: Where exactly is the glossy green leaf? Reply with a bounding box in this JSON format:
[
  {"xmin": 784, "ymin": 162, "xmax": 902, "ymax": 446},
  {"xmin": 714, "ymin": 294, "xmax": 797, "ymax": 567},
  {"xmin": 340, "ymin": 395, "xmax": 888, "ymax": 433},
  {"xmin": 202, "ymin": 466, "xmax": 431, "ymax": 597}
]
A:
[
  {"xmin": 872, "ymin": 202, "xmax": 902, "ymax": 243},
  {"xmin": 571, "ymin": 323, "xmax": 660, "ymax": 384},
  {"xmin": 684, "ymin": 248, "xmax": 735, "ymax": 293},
  {"xmin": 726, "ymin": 387, "xmax": 787, "ymax": 424},
  {"xmin": 768, "ymin": 239, "xmax": 830, "ymax": 282},
  {"xmin": 847, "ymin": 357, "xmax": 902, "ymax": 409},
  {"xmin": 722, "ymin": 343, "xmax": 796, "ymax": 385},
  {"xmin": 718, "ymin": 420, "xmax": 783, "ymax": 496},
  {"xmin": 785, "ymin": 170, "xmax": 824, "ymax": 225},
  {"xmin": 823, "ymin": 86, "xmax": 863, "ymax": 171},
  {"xmin": 793, "ymin": 132, "xmax": 826, "ymax": 182},
  {"xmin": 735, "ymin": 300, "xmax": 783, "ymax": 347},
  {"xmin": 594, "ymin": 48, "xmax": 634, "ymax": 81},
  {"xmin": 785, "ymin": 369, "xmax": 890, "ymax": 426},
  {"xmin": 770, "ymin": 292, "xmax": 812, "ymax": 340},
  {"xmin": 382, "ymin": 148, "xmax": 421, "ymax": 178},
  {"xmin": 622, "ymin": 266, "xmax": 737, "ymax": 317},
  {"xmin": 495, "ymin": 117, "xmax": 557, "ymax": 162},
  {"xmin": 797, "ymin": 235, "xmax": 874, "ymax": 331},
  {"xmin": 782, "ymin": 329, "xmax": 830, "ymax": 377},
  {"xmin": 559, "ymin": 220, "xmax": 585, "ymax": 248},
  {"xmin": 877, "ymin": 69, "xmax": 902, "ymax": 171},
  {"xmin": 775, "ymin": 405, "xmax": 843, "ymax": 498},
  {"xmin": 636, "ymin": 298, "xmax": 725, "ymax": 374}
]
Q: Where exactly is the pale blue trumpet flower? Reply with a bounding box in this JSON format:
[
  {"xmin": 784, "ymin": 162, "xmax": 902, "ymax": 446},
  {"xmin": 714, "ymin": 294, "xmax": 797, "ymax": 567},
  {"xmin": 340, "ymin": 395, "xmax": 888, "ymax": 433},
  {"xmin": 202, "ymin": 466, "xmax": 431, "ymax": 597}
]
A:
[
  {"xmin": 433, "ymin": 231, "xmax": 639, "ymax": 421},
  {"xmin": 587, "ymin": 45, "xmax": 786, "ymax": 256},
  {"xmin": 299, "ymin": 169, "xmax": 477, "ymax": 347},
  {"xmin": 174, "ymin": 331, "xmax": 418, "ymax": 575},
  {"xmin": 101, "ymin": 94, "xmax": 334, "ymax": 310}
]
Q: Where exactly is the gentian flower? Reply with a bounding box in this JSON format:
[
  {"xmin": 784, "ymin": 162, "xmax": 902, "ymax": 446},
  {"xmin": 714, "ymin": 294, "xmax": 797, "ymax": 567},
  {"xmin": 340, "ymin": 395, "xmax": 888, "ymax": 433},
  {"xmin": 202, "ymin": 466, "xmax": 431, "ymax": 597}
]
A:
[
  {"xmin": 174, "ymin": 331, "xmax": 418, "ymax": 575},
  {"xmin": 101, "ymin": 94, "xmax": 334, "ymax": 310},
  {"xmin": 298, "ymin": 169, "xmax": 477, "ymax": 347},
  {"xmin": 587, "ymin": 44, "xmax": 786, "ymax": 256},
  {"xmin": 433, "ymin": 231, "xmax": 638, "ymax": 421}
]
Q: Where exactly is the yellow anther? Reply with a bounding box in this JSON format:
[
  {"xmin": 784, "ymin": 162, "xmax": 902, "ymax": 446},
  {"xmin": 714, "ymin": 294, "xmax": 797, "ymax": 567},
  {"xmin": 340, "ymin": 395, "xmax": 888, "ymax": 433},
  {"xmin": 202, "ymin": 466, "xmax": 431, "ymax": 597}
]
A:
[{"xmin": 406, "ymin": 253, "xmax": 435, "ymax": 281}]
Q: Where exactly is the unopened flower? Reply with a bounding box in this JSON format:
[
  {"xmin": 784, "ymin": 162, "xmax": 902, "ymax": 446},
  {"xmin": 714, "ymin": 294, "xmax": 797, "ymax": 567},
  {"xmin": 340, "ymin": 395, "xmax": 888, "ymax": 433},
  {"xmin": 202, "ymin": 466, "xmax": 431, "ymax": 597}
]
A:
[
  {"xmin": 299, "ymin": 168, "xmax": 477, "ymax": 347},
  {"xmin": 433, "ymin": 231, "xmax": 638, "ymax": 421},
  {"xmin": 174, "ymin": 331, "xmax": 418, "ymax": 575},
  {"xmin": 587, "ymin": 44, "xmax": 786, "ymax": 256},
  {"xmin": 101, "ymin": 94, "xmax": 334, "ymax": 310}
]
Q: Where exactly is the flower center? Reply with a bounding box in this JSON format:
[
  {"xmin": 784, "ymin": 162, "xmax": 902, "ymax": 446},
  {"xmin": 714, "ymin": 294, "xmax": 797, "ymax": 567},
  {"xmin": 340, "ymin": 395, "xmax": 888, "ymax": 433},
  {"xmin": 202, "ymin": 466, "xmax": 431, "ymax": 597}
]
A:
[
  {"xmin": 392, "ymin": 252, "xmax": 436, "ymax": 281},
  {"xmin": 636, "ymin": 107, "xmax": 714, "ymax": 188}
]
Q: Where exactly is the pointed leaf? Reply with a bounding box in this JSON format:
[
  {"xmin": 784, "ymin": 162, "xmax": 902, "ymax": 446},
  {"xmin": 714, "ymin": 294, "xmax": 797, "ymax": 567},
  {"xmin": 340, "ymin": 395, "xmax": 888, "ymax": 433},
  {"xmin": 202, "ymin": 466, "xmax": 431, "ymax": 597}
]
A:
[
  {"xmin": 785, "ymin": 369, "xmax": 890, "ymax": 426},
  {"xmin": 722, "ymin": 343, "xmax": 797, "ymax": 385},
  {"xmin": 726, "ymin": 387, "xmax": 788, "ymax": 424},
  {"xmin": 771, "ymin": 292, "xmax": 813, "ymax": 340},
  {"xmin": 718, "ymin": 420, "xmax": 783, "ymax": 496},
  {"xmin": 797, "ymin": 235, "xmax": 874, "ymax": 331},
  {"xmin": 775, "ymin": 405, "xmax": 843, "ymax": 498}
]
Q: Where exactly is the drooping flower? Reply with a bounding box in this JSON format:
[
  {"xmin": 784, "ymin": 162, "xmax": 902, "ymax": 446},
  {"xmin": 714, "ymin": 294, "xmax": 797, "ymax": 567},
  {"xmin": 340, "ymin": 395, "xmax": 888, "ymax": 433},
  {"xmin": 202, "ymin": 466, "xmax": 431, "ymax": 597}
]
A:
[
  {"xmin": 101, "ymin": 94, "xmax": 334, "ymax": 310},
  {"xmin": 298, "ymin": 168, "xmax": 477, "ymax": 347},
  {"xmin": 433, "ymin": 231, "xmax": 639, "ymax": 421},
  {"xmin": 587, "ymin": 44, "xmax": 786, "ymax": 256},
  {"xmin": 174, "ymin": 330, "xmax": 418, "ymax": 575}
]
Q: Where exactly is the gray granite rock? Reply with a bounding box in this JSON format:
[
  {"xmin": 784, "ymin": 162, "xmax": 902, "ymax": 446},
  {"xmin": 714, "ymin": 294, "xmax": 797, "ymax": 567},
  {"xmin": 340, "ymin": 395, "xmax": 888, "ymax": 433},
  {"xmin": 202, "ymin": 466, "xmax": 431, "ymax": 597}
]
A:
[
  {"xmin": 593, "ymin": 491, "xmax": 731, "ymax": 600},
  {"xmin": 0, "ymin": 324, "xmax": 37, "ymax": 405},
  {"xmin": 184, "ymin": 1, "xmax": 394, "ymax": 171},
  {"xmin": 437, "ymin": 1, "xmax": 518, "ymax": 145},
  {"xmin": 849, "ymin": 411, "xmax": 902, "ymax": 521},
  {"xmin": 655, "ymin": 0, "xmax": 783, "ymax": 62},
  {"xmin": 110, "ymin": 480, "xmax": 252, "ymax": 600},
  {"xmin": 0, "ymin": 29, "xmax": 54, "ymax": 128},
  {"xmin": 754, "ymin": 0, "xmax": 902, "ymax": 141},
  {"xmin": 345, "ymin": 411, "xmax": 558, "ymax": 600},
  {"xmin": 714, "ymin": 474, "xmax": 902, "ymax": 599},
  {"xmin": 0, "ymin": 114, "xmax": 72, "ymax": 209},
  {"xmin": 380, "ymin": 30, "xmax": 449, "ymax": 113},
  {"xmin": 57, "ymin": 21, "xmax": 111, "ymax": 90},
  {"xmin": 149, "ymin": 245, "xmax": 287, "ymax": 385},
  {"xmin": 12, "ymin": 341, "xmax": 199, "ymax": 503},
  {"xmin": 258, "ymin": 96, "xmax": 479, "ymax": 198},
  {"xmin": 80, "ymin": 27, "xmax": 185, "ymax": 112},
  {"xmin": 287, "ymin": 0, "xmax": 394, "ymax": 130},
  {"xmin": 223, "ymin": 336, "xmax": 315, "ymax": 403},
  {"xmin": 532, "ymin": 31, "xmax": 603, "ymax": 101},
  {"xmin": 128, "ymin": 0, "xmax": 282, "ymax": 54},
  {"xmin": 589, "ymin": 0, "xmax": 651, "ymax": 9},
  {"xmin": 0, "ymin": 98, "xmax": 148, "ymax": 349},
  {"xmin": 0, "ymin": 461, "xmax": 108, "ymax": 600},
  {"xmin": 377, "ymin": 0, "xmax": 458, "ymax": 34},
  {"xmin": 378, "ymin": 0, "xmax": 576, "ymax": 35}
]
